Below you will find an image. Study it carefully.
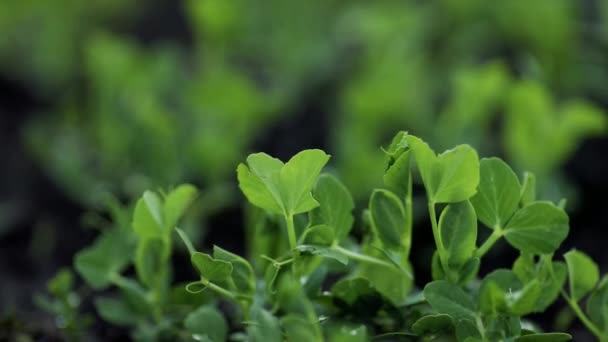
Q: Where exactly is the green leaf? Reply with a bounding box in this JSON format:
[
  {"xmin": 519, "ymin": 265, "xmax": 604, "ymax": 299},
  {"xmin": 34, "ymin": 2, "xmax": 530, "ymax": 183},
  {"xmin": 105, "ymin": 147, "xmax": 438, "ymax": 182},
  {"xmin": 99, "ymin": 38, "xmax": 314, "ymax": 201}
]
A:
[
  {"xmin": 503, "ymin": 202, "xmax": 569, "ymax": 254},
  {"xmin": 458, "ymin": 257, "xmax": 480, "ymax": 285},
  {"xmin": 280, "ymin": 149, "xmax": 331, "ymax": 214},
  {"xmin": 237, "ymin": 163, "xmax": 283, "ymax": 214},
  {"xmin": 135, "ymin": 238, "xmax": 169, "ymax": 289},
  {"xmin": 295, "ymin": 245, "xmax": 348, "ymax": 265},
  {"xmin": 535, "ymin": 260, "xmax": 567, "ymax": 311},
  {"xmin": 411, "ymin": 314, "xmax": 454, "ymax": 335},
  {"xmin": 424, "ymin": 280, "xmax": 477, "ymax": 321},
  {"xmin": 163, "ymin": 184, "xmax": 198, "ymax": 230},
  {"xmin": 184, "ymin": 305, "xmax": 228, "ymax": 342},
  {"xmin": 191, "ymin": 252, "xmax": 233, "ymax": 282},
  {"xmin": 300, "ymin": 225, "xmax": 334, "ymax": 246},
  {"xmin": 175, "ymin": 227, "xmax": 197, "ymax": 255},
  {"xmin": 508, "ymin": 279, "xmax": 542, "ymax": 315},
  {"xmin": 247, "ymin": 306, "xmax": 281, "ymax": 342},
  {"xmin": 369, "ymin": 189, "xmax": 407, "ymax": 249},
  {"xmin": 514, "ymin": 333, "xmax": 572, "ymax": 341},
  {"xmin": 213, "ymin": 246, "xmax": 255, "ymax": 296},
  {"xmin": 238, "ymin": 150, "xmax": 330, "ymax": 215},
  {"xmin": 587, "ymin": 276, "xmax": 608, "ymax": 331},
  {"xmin": 479, "ymin": 270, "xmax": 522, "ymax": 314},
  {"xmin": 359, "ymin": 245, "xmax": 413, "ymax": 306},
  {"xmin": 564, "ymin": 249, "xmax": 599, "ymax": 301},
  {"xmin": 513, "ymin": 253, "xmax": 536, "ymax": 284},
  {"xmin": 438, "ymin": 200, "xmax": 477, "ymax": 268},
  {"xmin": 406, "ymin": 136, "xmax": 479, "ymax": 203},
  {"xmin": 520, "ymin": 172, "xmax": 536, "ymax": 206},
  {"xmin": 132, "ymin": 191, "xmax": 164, "ymax": 239},
  {"xmin": 470, "ymin": 158, "xmax": 521, "ymax": 229},
  {"xmin": 383, "ymin": 132, "xmax": 412, "ymax": 198},
  {"xmin": 74, "ymin": 228, "xmax": 133, "ymax": 290},
  {"xmin": 309, "ymin": 174, "xmax": 355, "ymax": 240},
  {"xmin": 95, "ymin": 297, "xmax": 138, "ymax": 326}
]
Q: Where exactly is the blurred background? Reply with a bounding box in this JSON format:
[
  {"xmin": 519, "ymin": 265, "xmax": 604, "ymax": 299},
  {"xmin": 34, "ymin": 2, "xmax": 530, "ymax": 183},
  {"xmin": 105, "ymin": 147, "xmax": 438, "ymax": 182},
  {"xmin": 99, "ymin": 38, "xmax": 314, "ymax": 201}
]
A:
[{"xmin": 1, "ymin": 0, "xmax": 607, "ymax": 340}]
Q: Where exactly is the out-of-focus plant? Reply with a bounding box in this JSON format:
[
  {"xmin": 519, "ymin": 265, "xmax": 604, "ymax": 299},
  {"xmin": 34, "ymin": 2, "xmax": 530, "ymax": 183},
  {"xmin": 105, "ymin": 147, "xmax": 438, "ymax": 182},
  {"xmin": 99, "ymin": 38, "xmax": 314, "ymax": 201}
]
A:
[
  {"xmin": 14, "ymin": 0, "xmax": 606, "ymax": 214},
  {"xmin": 0, "ymin": 1, "xmax": 136, "ymax": 90}
]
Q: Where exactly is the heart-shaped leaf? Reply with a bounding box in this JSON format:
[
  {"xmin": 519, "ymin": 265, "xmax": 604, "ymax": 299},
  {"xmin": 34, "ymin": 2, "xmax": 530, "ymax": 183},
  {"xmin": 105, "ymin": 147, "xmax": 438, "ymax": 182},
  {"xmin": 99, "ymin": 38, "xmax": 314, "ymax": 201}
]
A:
[
  {"xmin": 213, "ymin": 245, "xmax": 255, "ymax": 296},
  {"xmin": 406, "ymin": 136, "xmax": 479, "ymax": 203},
  {"xmin": 191, "ymin": 252, "xmax": 233, "ymax": 282}
]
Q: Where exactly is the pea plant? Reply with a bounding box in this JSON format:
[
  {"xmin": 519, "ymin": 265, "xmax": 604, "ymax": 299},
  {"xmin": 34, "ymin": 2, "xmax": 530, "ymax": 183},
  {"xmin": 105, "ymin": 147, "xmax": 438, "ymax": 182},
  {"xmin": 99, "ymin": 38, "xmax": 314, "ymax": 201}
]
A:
[{"xmin": 38, "ymin": 132, "xmax": 607, "ymax": 341}]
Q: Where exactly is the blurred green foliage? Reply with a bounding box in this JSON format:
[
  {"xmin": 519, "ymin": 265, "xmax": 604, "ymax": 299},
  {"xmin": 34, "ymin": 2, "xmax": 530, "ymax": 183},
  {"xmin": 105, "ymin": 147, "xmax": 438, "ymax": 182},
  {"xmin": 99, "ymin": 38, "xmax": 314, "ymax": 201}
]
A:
[{"xmin": 2, "ymin": 0, "xmax": 607, "ymax": 208}]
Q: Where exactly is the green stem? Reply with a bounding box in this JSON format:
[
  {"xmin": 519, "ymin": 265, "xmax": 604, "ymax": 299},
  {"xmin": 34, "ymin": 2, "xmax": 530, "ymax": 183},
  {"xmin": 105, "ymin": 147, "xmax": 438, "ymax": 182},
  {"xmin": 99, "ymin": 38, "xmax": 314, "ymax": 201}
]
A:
[
  {"xmin": 333, "ymin": 245, "xmax": 395, "ymax": 269},
  {"xmin": 564, "ymin": 293, "xmax": 605, "ymax": 341},
  {"xmin": 547, "ymin": 261, "xmax": 605, "ymax": 341},
  {"xmin": 403, "ymin": 177, "xmax": 413, "ymax": 258},
  {"xmin": 475, "ymin": 228, "xmax": 503, "ymax": 258},
  {"xmin": 428, "ymin": 202, "xmax": 452, "ymax": 281},
  {"xmin": 202, "ymin": 278, "xmax": 238, "ymax": 301},
  {"xmin": 284, "ymin": 213, "xmax": 299, "ymax": 277}
]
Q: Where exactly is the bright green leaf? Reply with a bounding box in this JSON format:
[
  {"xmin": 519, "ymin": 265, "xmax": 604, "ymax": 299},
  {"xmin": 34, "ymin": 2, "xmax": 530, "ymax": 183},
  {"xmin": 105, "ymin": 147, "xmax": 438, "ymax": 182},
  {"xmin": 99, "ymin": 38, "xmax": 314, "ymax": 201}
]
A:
[
  {"xmin": 564, "ymin": 249, "xmax": 599, "ymax": 301},
  {"xmin": 439, "ymin": 200, "xmax": 477, "ymax": 268},
  {"xmin": 470, "ymin": 158, "xmax": 521, "ymax": 229},
  {"xmin": 406, "ymin": 136, "xmax": 479, "ymax": 203},
  {"xmin": 369, "ymin": 189, "xmax": 407, "ymax": 250},
  {"xmin": 520, "ymin": 172, "xmax": 536, "ymax": 206},
  {"xmin": 279, "ymin": 149, "xmax": 330, "ymax": 214},
  {"xmin": 503, "ymin": 202, "xmax": 569, "ymax": 254},
  {"xmin": 309, "ymin": 174, "xmax": 354, "ymax": 240},
  {"xmin": 163, "ymin": 184, "xmax": 198, "ymax": 231},
  {"xmin": 237, "ymin": 163, "xmax": 283, "ymax": 214},
  {"xmin": 132, "ymin": 191, "xmax": 164, "ymax": 239}
]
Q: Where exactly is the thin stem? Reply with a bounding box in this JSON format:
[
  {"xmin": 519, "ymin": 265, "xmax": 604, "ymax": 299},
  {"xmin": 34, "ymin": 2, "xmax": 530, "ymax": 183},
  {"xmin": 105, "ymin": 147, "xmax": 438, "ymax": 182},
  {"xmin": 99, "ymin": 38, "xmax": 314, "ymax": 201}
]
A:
[
  {"xmin": 284, "ymin": 213, "xmax": 299, "ymax": 277},
  {"xmin": 548, "ymin": 261, "xmax": 606, "ymax": 341},
  {"xmin": 563, "ymin": 292, "xmax": 604, "ymax": 341},
  {"xmin": 428, "ymin": 202, "xmax": 452, "ymax": 281},
  {"xmin": 333, "ymin": 245, "xmax": 395, "ymax": 269},
  {"xmin": 200, "ymin": 278, "xmax": 243, "ymax": 302},
  {"xmin": 475, "ymin": 228, "xmax": 503, "ymax": 258}
]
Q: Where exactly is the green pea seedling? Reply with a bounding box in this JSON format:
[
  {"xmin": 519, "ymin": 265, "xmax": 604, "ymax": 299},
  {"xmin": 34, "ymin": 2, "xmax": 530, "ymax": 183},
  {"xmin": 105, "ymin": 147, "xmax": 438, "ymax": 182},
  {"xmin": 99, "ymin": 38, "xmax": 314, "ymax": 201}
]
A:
[{"xmin": 39, "ymin": 132, "xmax": 608, "ymax": 341}]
